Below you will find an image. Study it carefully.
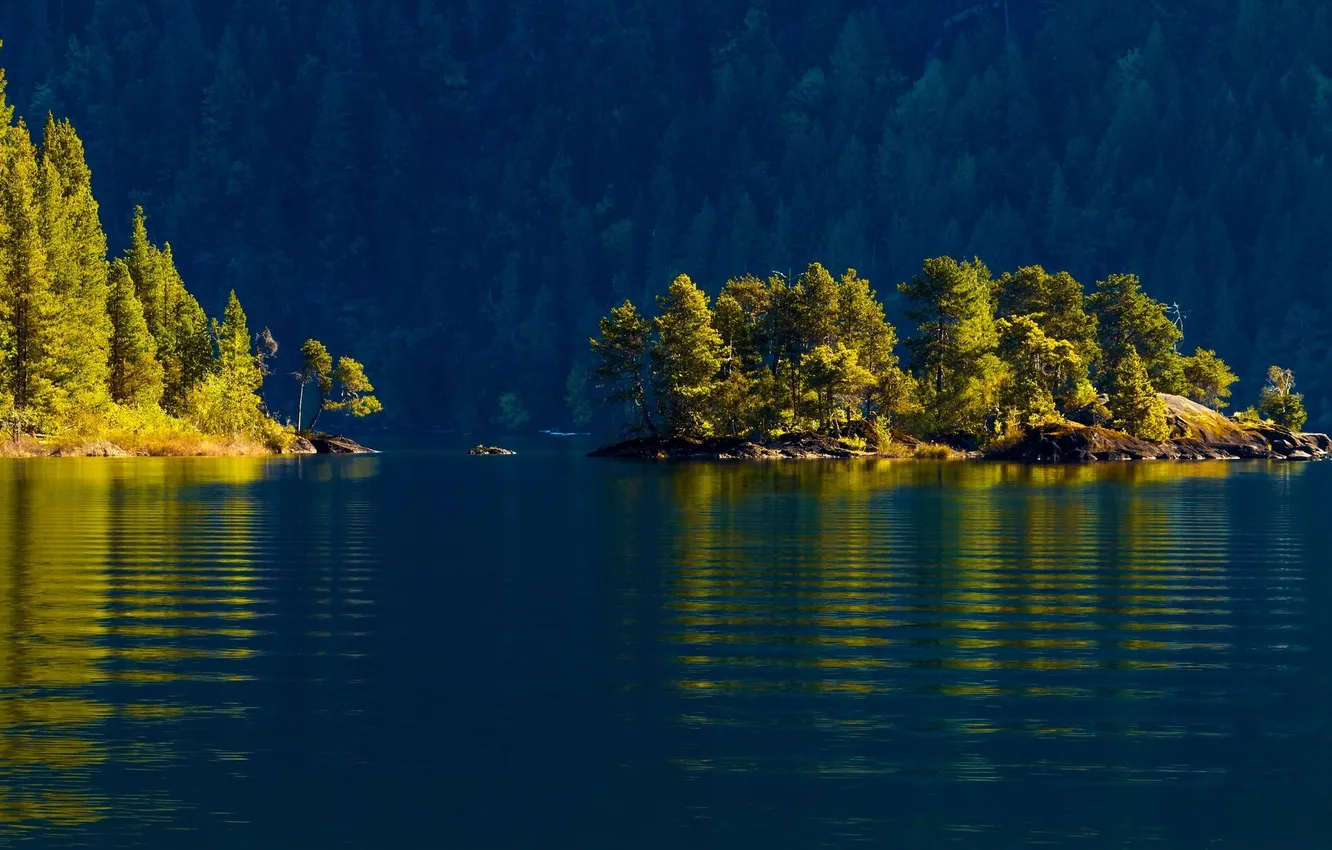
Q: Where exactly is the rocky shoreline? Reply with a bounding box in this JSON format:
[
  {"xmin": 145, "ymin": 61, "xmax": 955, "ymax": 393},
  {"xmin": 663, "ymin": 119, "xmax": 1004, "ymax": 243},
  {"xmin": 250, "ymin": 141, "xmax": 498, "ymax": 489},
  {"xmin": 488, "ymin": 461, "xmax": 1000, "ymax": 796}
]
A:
[
  {"xmin": 590, "ymin": 395, "xmax": 1331, "ymax": 463},
  {"xmin": 289, "ymin": 435, "xmax": 378, "ymax": 455},
  {"xmin": 589, "ymin": 432, "xmax": 887, "ymax": 460}
]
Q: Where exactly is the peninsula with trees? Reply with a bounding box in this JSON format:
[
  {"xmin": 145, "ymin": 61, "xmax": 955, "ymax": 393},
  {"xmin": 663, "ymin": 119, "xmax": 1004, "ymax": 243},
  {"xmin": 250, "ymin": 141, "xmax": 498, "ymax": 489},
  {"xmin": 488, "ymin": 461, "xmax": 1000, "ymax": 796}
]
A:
[
  {"xmin": 0, "ymin": 57, "xmax": 380, "ymax": 457},
  {"xmin": 588, "ymin": 259, "xmax": 1328, "ymax": 462}
]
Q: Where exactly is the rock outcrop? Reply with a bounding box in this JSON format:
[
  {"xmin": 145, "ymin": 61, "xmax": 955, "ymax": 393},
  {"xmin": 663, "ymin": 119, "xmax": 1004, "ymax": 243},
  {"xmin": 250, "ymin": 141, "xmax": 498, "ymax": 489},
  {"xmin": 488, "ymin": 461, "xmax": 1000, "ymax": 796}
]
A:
[
  {"xmin": 286, "ymin": 436, "xmax": 317, "ymax": 454},
  {"xmin": 469, "ymin": 445, "xmax": 517, "ymax": 455},
  {"xmin": 590, "ymin": 432, "xmax": 875, "ymax": 460},
  {"xmin": 590, "ymin": 396, "xmax": 1330, "ymax": 464},
  {"xmin": 989, "ymin": 394, "xmax": 1330, "ymax": 463},
  {"xmin": 310, "ymin": 436, "xmax": 377, "ymax": 454}
]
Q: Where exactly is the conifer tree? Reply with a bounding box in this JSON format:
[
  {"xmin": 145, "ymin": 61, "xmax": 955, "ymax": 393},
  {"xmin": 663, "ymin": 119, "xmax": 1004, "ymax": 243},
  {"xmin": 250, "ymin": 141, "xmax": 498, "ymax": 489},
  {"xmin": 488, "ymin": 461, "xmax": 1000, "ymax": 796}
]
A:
[
  {"xmin": 590, "ymin": 300, "xmax": 655, "ymax": 435},
  {"xmin": 38, "ymin": 115, "xmax": 112, "ymax": 420},
  {"xmin": 187, "ymin": 290, "xmax": 264, "ymax": 436},
  {"xmin": 796, "ymin": 262, "xmax": 838, "ymax": 349},
  {"xmin": 836, "ymin": 267, "xmax": 900, "ymax": 415},
  {"xmin": 1257, "ymin": 366, "xmax": 1308, "ymax": 431},
  {"xmin": 803, "ymin": 343, "xmax": 875, "ymax": 434},
  {"xmin": 106, "ymin": 258, "xmax": 163, "ymax": 408},
  {"xmin": 1088, "ymin": 273, "xmax": 1185, "ymax": 396},
  {"xmin": 124, "ymin": 207, "xmax": 213, "ymax": 412},
  {"xmin": 160, "ymin": 243, "xmax": 214, "ymax": 404},
  {"xmin": 304, "ymin": 350, "xmax": 382, "ymax": 432},
  {"xmin": 711, "ymin": 368, "xmax": 759, "ymax": 437},
  {"xmin": 0, "ymin": 41, "xmax": 12, "ymax": 133},
  {"xmin": 1108, "ymin": 347, "xmax": 1170, "ymax": 441},
  {"xmin": 996, "ymin": 265, "xmax": 1099, "ymax": 365},
  {"xmin": 1182, "ymin": 348, "xmax": 1238, "ymax": 410},
  {"xmin": 996, "ymin": 315, "xmax": 1085, "ymax": 426},
  {"xmin": 711, "ymin": 274, "xmax": 769, "ymax": 375},
  {"xmin": 652, "ymin": 274, "xmax": 723, "ymax": 438},
  {"xmin": 898, "ymin": 256, "xmax": 1001, "ymax": 435},
  {"xmin": 766, "ymin": 273, "xmax": 807, "ymax": 423},
  {"xmin": 326, "ymin": 357, "xmax": 382, "ymax": 419},
  {"xmin": 294, "ymin": 338, "xmax": 332, "ymax": 431},
  {"xmin": 0, "ymin": 120, "xmax": 59, "ymax": 430}
]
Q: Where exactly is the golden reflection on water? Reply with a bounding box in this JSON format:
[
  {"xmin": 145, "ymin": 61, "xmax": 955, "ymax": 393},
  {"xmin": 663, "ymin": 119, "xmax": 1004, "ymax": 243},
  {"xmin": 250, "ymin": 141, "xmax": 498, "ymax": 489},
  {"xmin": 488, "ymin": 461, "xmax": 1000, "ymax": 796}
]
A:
[
  {"xmin": 0, "ymin": 457, "xmax": 373, "ymax": 833},
  {"xmin": 629, "ymin": 460, "xmax": 1308, "ymax": 785}
]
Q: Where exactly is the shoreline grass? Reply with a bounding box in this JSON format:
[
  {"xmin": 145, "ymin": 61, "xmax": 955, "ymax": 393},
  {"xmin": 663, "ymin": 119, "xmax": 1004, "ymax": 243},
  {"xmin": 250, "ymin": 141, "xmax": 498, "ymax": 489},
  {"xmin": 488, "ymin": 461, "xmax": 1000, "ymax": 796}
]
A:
[{"xmin": 1, "ymin": 429, "xmax": 276, "ymax": 458}]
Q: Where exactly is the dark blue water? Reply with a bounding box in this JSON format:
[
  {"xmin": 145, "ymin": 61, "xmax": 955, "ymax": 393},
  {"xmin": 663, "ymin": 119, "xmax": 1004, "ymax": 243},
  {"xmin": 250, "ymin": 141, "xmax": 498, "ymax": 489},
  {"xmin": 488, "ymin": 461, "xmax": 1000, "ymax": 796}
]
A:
[{"xmin": 1, "ymin": 444, "xmax": 1328, "ymax": 848}]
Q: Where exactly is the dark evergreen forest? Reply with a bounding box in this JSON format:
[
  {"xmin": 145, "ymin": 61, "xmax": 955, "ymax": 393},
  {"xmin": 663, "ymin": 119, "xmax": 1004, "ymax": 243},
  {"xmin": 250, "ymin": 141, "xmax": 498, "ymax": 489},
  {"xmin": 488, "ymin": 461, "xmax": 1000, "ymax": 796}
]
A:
[{"xmin": 1, "ymin": 0, "xmax": 1328, "ymax": 430}]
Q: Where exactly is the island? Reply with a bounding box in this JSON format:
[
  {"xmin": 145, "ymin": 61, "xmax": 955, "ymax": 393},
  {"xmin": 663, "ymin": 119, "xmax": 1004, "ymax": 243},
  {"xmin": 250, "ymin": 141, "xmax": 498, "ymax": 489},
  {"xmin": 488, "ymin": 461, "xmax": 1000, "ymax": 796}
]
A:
[
  {"xmin": 586, "ymin": 259, "xmax": 1325, "ymax": 463},
  {"xmin": 0, "ymin": 90, "xmax": 381, "ymax": 458}
]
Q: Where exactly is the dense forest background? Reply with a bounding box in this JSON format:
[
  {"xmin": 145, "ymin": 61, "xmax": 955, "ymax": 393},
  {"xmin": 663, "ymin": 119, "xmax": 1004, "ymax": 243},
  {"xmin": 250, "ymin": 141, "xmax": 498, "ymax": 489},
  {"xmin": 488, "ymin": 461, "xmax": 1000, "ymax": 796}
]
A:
[{"xmin": 0, "ymin": 0, "xmax": 1328, "ymax": 430}]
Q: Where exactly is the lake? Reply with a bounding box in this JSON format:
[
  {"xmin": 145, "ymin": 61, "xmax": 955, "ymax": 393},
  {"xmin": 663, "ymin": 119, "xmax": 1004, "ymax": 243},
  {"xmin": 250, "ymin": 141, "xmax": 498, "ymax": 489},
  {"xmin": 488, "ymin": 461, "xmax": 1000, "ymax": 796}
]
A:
[{"xmin": 1, "ymin": 442, "xmax": 1328, "ymax": 849}]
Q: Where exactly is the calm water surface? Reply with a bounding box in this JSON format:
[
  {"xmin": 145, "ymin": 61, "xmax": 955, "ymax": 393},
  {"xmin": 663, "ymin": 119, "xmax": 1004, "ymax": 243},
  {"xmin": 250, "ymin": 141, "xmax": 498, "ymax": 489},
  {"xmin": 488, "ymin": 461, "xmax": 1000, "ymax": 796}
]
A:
[{"xmin": 1, "ymin": 442, "xmax": 1328, "ymax": 848}]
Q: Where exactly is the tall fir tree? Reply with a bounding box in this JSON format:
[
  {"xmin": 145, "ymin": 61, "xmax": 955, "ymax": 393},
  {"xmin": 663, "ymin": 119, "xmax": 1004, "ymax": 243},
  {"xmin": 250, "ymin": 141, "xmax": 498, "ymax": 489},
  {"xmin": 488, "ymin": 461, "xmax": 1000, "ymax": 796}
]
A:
[
  {"xmin": 898, "ymin": 256, "xmax": 1001, "ymax": 435},
  {"xmin": 38, "ymin": 114, "xmax": 112, "ymax": 420},
  {"xmin": 190, "ymin": 289, "xmax": 264, "ymax": 436},
  {"xmin": 1108, "ymin": 346, "xmax": 1170, "ymax": 441},
  {"xmin": 652, "ymin": 274, "xmax": 723, "ymax": 438},
  {"xmin": 1089, "ymin": 273, "xmax": 1185, "ymax": 396},
  {"xmin": 590, "ymin": 300, "xmax": 655, "ymax": 435},
  {"xmin": 0, "ymin": 120, "xmax": 59, "ymax": 429},
  {"xmin": 106, "ymin": 258, "xmax": 163, "ymax": 407},
  {"xmin": 124, "ymin": 207, "xmax": 212, "ymax": 413}
]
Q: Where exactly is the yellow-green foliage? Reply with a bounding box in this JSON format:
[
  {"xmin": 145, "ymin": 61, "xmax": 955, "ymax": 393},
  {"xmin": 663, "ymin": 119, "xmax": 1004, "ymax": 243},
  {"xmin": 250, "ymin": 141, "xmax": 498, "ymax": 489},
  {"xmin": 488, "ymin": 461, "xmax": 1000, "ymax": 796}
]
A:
[
  {"xmin": 1182, "ymin": 347, "xmax": 1239, "ymax": 410},
  {"xmin": 1257, "ymin": 365, "xmax": 1308, "ymax": 431},
  {"xmin": 590, "ymin": 254, "xmax": 1249, "ymax": 448},
  {"xmin": 913, "ymin": 443, "xmax": 962, "ymax": 460},
  {"xmin": 0, "ymin": 79, "xmax": 379, "ymax": 455},
  {"xmin": 1108, "ymin": 347, "xmax": 1170, "ymax": 441},
  {"xmin": 651, "ymin": 274, "xmax": 723, "ymax": 437}
]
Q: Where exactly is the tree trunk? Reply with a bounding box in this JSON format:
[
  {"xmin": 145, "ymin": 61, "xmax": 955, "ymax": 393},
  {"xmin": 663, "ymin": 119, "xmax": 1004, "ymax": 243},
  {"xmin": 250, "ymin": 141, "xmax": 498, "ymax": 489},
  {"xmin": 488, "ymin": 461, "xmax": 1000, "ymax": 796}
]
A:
[
  {"xmin": 297, "ymin": 382, "xmax": 305, "ymax": 431},
  {"xmin": 307, "ymin": 401, "xmax": 325, "ymax": 433},
  {"xmin": 790, "ymin": 363, "xmax": 799, "ymax": 427},
  {"xmin": 632, "ymin": 371, "xmax": 656, "ymax": 435}
]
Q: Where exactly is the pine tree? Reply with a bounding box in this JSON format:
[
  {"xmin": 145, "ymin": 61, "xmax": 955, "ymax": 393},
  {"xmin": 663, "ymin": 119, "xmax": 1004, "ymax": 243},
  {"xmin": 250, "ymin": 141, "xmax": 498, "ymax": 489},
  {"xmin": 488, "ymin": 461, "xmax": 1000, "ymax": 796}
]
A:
[
  {"xmin": 803, "ymin": 342, "xmax": 875, "ymax": 434},
  {"xmin": 1182, "ymin": 348, "xmax": 1238, "ymax": 410},
  {"xmin": 1088, "ymin": 273, "xmax": 1185, "ymax": 396},
  {"xmin": 159, "ymin": 242, "xmax": 214, "ymax": 408},
  {"xmin": 652, "ymin": 274, "xmax": 723, "ymax": 438},
  {"xmin": 327, "ymin": 357, "xmax": 382, "ymax": 419},
  {"xmin": 0, "ymin": 121, "xmax": 59, "ymax": 431},
  {"xmin": 106, "ymin": 258, "xmax": 163, "ymax": 408},
  {"xmin": 1257, "ymin": 366, "xmax": 1308, "ymax": 431},
  {"xmin": 1108, "ymin": 347, "xmax": 1169, "ymax": 441},
  {"xmin": 836, "ymin": 267, "xmax": 898, "ymax": 376},
  {"xmin": 996, "ymin": 265, "xmax": 1099, "ymax": 365},
  {"xmin": 294, "ymin": 338, "xmax": 332, "ymax": 432},
  {"xmin": 711, "ymin": 274, "xmax": 770, "ymax": 375},
  {"xmin": 996, "ymin": 315, "xmax": 1085, "ymax": 426},
  {"xmin": 125, "ymin": 207, "xmax": 162, "ymax": 334},
  {"xmin": 797, "ymin": 262, "xmax": 838, "ymax": 349},
  {"xmin": 124, "ymin": 207, "xmax": 213, "ymax": 413},
  {"xmin": 898, "ymin": 257, "xmax": 1001, "ymax": 435},
  {"xmin": 589, "ymin": 300, "xmax": 655, "ymax": 435},
  {"xmin": 38, "ymin": 115, "xmax": 112, "ymax": 420},
  {"xmin": 188, "ymin": 290, "xmax": 264, "ymax": 436}
]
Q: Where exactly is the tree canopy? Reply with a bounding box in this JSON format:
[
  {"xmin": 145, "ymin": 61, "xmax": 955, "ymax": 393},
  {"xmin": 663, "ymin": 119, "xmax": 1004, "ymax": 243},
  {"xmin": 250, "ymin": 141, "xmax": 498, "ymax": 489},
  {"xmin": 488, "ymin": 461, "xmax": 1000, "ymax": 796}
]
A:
[
  {"xmin": 0, "ymin": 4, "xmax": 1328, "ymax": 430},
  {"xmin": 0, "ymin": 58, "xmax": 380, "ymax": 449},
  {"xmin": 592, "ymin": 253, "xmax": 1299, "ymax": 446}
]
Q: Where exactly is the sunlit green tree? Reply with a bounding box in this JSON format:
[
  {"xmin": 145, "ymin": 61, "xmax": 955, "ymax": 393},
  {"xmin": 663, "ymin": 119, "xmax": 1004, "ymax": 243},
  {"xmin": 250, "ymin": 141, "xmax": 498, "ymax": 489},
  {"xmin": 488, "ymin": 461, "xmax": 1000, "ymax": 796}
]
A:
[{"xmin": 652, "ymin": 274, "xmax": 723, "ymax": 438}]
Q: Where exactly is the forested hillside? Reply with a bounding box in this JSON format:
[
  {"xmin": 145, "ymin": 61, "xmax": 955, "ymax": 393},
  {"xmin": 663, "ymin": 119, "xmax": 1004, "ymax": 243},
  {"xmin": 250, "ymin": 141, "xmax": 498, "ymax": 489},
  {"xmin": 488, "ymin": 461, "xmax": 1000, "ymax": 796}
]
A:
[{"xmin": 2, "ymin": 0, "xmax": 1328, "ymax": 429}]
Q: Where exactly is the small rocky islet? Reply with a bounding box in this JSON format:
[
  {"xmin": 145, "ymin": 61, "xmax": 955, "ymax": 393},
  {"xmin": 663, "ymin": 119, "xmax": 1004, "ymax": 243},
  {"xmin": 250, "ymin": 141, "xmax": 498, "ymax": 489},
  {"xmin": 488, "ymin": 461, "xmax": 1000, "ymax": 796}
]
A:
[
  {"xmin": 591, "ymin": 395, "xmax": 1330, "ymax": 463},
  {"xmin": 288, "ymin": 435, "xmax": 378, "ymax": 455}
]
